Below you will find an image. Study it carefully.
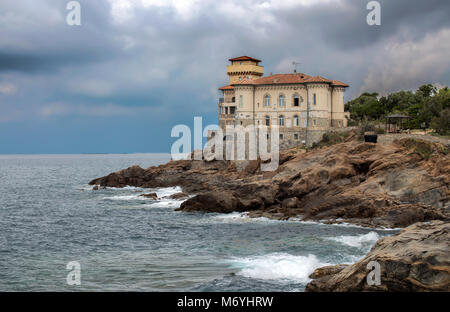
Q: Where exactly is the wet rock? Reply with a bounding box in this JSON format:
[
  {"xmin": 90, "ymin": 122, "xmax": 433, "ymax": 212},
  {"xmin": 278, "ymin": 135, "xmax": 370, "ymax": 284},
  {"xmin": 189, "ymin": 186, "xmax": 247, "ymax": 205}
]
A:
[
  {"xmin": 168, "ymin": 192, "xmax": 189, "ymax": 200},
  {"xmin": 176, "ymin": 191, "xmax": 242, "ymax": 213},
  {"xmin": 140, "ymin": 193, "xmax": 158, "ymax": 199}
]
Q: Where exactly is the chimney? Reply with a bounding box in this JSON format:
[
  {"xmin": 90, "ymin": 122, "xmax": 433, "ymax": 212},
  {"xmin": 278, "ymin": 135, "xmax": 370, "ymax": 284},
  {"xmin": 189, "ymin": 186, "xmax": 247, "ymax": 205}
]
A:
[
  {"xmin": 269, "ymin": 72, "xmax": 272, "ymax": 76},
  {"xmin": 294, "ymin": 69, "xmax": 297, "ymax": 73}
]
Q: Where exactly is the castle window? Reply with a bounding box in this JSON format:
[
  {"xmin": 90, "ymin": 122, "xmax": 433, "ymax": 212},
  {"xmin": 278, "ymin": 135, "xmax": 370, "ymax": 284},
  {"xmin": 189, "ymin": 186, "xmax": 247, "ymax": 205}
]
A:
[
  {"xmin": 279, "ymin": 95, "xmax": 285, "ymax": 107},
  {"xmin": 239, "ymin": 95, "xmax": 243, "ymax": 108},
  {"xmin": 279, "ymin": 115, "xmax": 285, "ymax": 127},
  {"xmin": 280, "ymin": 134, "xmax": 284, "ymax": 140},
  {"xmin": 294, "ymin": 134, "xmax": 299, "ymax": 140},
  {"xmin": 293, "ymin": 115, "xmax": 299, "ymax": 127},
  {"xmin": 265, "ymin": 116, "xmax": 270, "ymax": 126},
  {"xmin": 293, "ymin": 95, "xmax": 299, "ymax": 107},
  {"xmin": 313, "ymin": 94, "xmax": 317, "ymax": 105},
  {"xmin": 264, "ymin": 95, "xmax": 271, "ymax": 107},
  {"xmin": 313, "ymin": 119, "xmax": 317, "ymax": 126}
]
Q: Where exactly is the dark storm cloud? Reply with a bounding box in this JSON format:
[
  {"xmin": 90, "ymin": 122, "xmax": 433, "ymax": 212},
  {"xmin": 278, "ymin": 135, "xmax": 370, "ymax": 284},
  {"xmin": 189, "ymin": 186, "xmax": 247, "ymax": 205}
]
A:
[{"xmin": 0, "ymin": 0, "xmax": 449, "ymax": 124}]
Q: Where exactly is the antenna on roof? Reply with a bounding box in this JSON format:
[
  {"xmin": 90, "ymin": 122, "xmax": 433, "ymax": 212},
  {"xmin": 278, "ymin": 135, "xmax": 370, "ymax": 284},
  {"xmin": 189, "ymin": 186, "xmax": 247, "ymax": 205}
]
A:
[{"xmin": 292, "ymin": 61, "xmax": 301, "ymax": 73}]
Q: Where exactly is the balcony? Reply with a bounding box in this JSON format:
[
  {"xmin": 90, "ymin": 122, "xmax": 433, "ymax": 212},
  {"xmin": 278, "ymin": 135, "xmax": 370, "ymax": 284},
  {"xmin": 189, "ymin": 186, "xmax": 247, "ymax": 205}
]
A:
[
  {"xmin": 219, "ymin": 114, "xmax": 235, "ymax": 119},
  {"xmin": 219, "ymin": 106, "xmax": 236, "ymax": 118},
  {"xmin": 219, "ymin": 98, "xmax": 235, "ymax": 104}
]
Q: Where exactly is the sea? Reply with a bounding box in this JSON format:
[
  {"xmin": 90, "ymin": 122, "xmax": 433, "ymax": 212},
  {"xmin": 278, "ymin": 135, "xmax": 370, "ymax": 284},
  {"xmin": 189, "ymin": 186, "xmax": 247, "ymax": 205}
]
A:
[{"xmin": 0, "ymin": 154, "xmax": 399, "ymax": 291}]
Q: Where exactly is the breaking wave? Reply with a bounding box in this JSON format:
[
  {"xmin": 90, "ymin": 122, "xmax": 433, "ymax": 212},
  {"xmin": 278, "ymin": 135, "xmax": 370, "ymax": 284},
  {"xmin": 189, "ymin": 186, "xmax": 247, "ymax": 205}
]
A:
[
  {"xmin": 228, "ymin": 253, "xmax": 329, "ymax": 283},
  {"xmin": 327, "ymin": 232, "xmax": 380, "ymax": 249}
]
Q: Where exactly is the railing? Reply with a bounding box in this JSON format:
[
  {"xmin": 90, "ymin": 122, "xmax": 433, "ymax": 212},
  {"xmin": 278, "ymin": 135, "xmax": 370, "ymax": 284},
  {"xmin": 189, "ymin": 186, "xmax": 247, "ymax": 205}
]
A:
[
  {"xmin": 219, "ymin": 98, "xmax": 235, "ymax": 104},
  {"xmin": 219, "ymin": 114, "xmax": 236, "ymax": 119}
]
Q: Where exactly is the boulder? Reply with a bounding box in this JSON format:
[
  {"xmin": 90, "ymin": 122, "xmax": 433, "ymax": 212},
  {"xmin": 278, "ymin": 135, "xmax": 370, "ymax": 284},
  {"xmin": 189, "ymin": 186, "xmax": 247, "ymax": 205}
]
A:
[
  {"xmin": 168, "ymin": 192, "xmax": 189, "ymax": 200},
  {"xmin": 306, "ymin": 221, "xmax": 450, "ymax": 292},
  {"xmin": 140, "ymin": 193, "xmax": 158, "ymax": 199},
  {"xmin": 176, "ymin": 191, "xmax": 242, "ymax": 213}
]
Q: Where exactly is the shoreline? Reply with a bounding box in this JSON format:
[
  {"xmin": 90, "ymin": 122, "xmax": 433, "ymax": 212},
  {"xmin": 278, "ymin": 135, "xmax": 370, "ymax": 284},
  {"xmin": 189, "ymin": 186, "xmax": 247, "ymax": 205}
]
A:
[{"xmin": 89, "ymin": 133, "xmax": 449, "ymax": 291}]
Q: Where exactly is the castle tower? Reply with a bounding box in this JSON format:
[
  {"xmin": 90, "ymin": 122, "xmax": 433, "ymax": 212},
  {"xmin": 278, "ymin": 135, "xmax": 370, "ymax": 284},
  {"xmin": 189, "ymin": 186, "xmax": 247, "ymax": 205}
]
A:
[{"xmin": 226, "ymin": 56, "xmax": 264, "ymax": 84}]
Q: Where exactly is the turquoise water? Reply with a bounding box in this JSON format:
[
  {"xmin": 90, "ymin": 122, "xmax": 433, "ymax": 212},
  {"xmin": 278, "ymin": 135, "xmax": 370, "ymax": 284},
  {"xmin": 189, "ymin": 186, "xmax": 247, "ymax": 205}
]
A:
[{"xmin": 0, "ymin": 154, "xmax": 398, "ymax": 291}]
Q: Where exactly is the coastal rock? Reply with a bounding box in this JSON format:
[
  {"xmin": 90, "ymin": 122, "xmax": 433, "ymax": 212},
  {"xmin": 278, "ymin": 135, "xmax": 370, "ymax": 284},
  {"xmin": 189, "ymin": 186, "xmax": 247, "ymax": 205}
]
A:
[
  {"xmin": 140, "ymin": 192, "xmax": 158, "ymax": 200},
  {"xmin": 89, "ymin": 134, "xmax": 449, "ymax": 228},
  {"xmin": 176, "ymin": 191, "xmax": 243, "ymax": 213},
  {"xmin": 308, "ymin": 264, "xmax": 349, "ymax": 279},
  {"xmin": 306, "ymin": 221, "xmax": 450, "ymax": 292},
  {"xmin": 168, "ymin": 192, "xmax": 189, "ymax": 200}
]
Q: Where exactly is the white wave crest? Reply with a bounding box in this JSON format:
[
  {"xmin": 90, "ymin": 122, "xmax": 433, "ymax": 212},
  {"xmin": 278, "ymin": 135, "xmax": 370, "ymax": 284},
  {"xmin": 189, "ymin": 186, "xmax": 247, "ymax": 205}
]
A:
[
  {"xmin": 328, "ymin": 232, "xmax": 380, "ymax": 249},
  {"xmin": 209, "ymin": 212, "xmax": 299, "ymax": 224},
  {"xmin": 102, "ymin": 186, "xmax": 187, "ymax": 209},
  {"xmin": 228, "ymin": 253, "xmax": 329, "ymax": 283},
  {"xmin": 156, "ymin": 186, "xmax": 182, "ymax": 198},
  {"xmin": 102, "ymin": 194, "xmax": 149, "ymax": 201}
]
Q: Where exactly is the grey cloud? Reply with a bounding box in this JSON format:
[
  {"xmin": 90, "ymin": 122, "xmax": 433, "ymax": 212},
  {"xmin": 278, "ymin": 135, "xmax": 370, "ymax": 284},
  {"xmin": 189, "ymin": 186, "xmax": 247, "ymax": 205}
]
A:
[{"xmin": 0, "ymin": 0, "xmax": 449, "ymax": 124}]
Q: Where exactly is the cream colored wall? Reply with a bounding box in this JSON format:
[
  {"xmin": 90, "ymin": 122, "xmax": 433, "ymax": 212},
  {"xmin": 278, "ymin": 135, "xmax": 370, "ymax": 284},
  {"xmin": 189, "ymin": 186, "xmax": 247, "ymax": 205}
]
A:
[
  {"xmin": 331, "ymin": 88, "xmax": 347, "ymax": 126},
  {"xmin": 251, "ymin": 86, "xmax": 309, "ymax": 128},
  {"xmin": 224, "ymin": 83, "xmax": 347, "ymax": 129}
]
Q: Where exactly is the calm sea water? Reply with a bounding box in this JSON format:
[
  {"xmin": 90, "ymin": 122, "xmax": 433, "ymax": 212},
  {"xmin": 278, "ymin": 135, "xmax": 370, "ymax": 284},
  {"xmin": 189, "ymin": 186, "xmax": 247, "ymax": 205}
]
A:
[{"xmin": 0, "ymin": 154, "xmax": 398, "ymax": 291}]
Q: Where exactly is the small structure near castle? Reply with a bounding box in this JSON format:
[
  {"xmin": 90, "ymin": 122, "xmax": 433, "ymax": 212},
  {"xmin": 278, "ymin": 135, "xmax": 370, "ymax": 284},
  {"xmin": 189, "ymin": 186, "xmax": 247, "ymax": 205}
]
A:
[{"xmin": 217, "ymin": 56, "xmax": 349, "ymax": 148}]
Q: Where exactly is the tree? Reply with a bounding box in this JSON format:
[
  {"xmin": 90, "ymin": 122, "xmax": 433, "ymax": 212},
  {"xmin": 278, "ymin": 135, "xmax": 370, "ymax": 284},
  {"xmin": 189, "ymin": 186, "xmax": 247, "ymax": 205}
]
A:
[
  {"xmin": 417, "ymin": 84, "xmax": 437, "ymax": 98},
  {"xmin": 345, "ymin": 92, "xmax": 384, "ymax": 121},
  {"xmin": 431, "ymin": 109, "xmax": 450, "ymax": 135}
]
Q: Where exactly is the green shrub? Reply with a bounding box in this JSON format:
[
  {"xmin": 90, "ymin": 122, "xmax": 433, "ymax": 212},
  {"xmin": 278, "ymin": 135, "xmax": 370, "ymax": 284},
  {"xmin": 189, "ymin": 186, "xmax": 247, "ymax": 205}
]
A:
[{"xmin": 431, "ymin": 109, "xmax": 450, "ymax": 135}]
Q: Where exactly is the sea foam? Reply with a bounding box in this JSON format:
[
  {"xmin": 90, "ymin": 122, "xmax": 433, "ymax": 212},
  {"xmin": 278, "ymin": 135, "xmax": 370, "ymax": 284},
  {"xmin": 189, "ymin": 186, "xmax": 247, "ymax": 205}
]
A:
[
  {"xmin": 327, "ymin": 232, "xmax": 380, "ymax": 249},
  {"xmin": 228, "ymin": 253, "xmax": 329, "ymax": 283}
]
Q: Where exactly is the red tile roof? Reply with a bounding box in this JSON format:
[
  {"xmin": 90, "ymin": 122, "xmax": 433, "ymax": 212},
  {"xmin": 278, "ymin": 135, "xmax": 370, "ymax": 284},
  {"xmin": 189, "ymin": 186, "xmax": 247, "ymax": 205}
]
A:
[
  {"xmin": 228, "ymin": 56, "xmax": 262, "ymax": 63},
  {"xmin": 331, "ymin": 80, "xmax": 349, "ymax": 87},
  {"xmin": 218, "ymin": 85, "xmax": 235, "ymax": 90},
  {"xmin": 248, "ymin": 73, "xmax": 311, "ymax": 85},
  {"xmin": 304, "ymin": 75, "xmax": 332, "ymax": 83},
  {"xmin": 231, "ymin": 73, "xmax": 348, "ymax": 87}
]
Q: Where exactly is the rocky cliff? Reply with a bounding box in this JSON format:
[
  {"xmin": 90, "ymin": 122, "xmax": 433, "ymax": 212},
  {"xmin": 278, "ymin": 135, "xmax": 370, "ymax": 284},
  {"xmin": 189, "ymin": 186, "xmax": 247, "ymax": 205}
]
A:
[{"xmin": 90, "ymin": 136, "xmax": 449, "ymax": 228}]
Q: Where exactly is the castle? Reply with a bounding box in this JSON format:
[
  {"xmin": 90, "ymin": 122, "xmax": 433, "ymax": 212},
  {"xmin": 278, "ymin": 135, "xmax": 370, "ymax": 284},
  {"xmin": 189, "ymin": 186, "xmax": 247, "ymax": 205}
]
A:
[{"xmin": 217, "ymin": 56, "xmax": 349, "ymax": 147}]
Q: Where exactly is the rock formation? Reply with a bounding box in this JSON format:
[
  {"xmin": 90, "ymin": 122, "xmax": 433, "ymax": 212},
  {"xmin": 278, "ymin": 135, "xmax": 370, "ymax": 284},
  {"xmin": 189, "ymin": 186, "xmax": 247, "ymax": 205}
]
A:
[
  {"xmin": 89, "ymin": 136, "xmax": 449, "ymax": 228},
  {"xmin": 306, "ymin": 220, "xmax": 450, "ymax": 292}
]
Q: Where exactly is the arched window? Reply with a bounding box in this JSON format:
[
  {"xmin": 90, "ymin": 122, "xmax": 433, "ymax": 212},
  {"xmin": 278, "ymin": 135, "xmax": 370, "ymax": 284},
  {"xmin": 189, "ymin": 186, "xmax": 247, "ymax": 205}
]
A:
[
  {"xmin": 264, "ymin": 95, "xmax": 271, "ymax": 107},
  {"xmin": 279, "ymin": 94, "xmax": 285, "ymax": 107},
  {"xmin": 265, "ymin": 116, "xmax": 270, "ymax": 126},
  {"xmin": 293, "ymin": 94, "xmax": 299, "ymax": 107},
  {"xmin": 293, "ymin": 115, "xmax": 299, "ymax": 127},
  {"xmin": 279, "ymin": 115, "xmax": 285, "ymax": 127}
]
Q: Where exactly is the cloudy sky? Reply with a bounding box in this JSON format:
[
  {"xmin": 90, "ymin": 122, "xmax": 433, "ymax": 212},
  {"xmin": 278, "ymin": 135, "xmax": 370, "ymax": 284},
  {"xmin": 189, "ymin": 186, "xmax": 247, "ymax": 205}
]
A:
[{"xmin": 0, "ymin": 0, "xmax": 449, "ymax": 153}]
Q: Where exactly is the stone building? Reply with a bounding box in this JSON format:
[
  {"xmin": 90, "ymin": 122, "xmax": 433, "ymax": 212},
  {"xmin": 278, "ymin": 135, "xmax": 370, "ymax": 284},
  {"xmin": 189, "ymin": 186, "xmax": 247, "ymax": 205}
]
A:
[{"xmin": 218, "ymin": 56, "xmax": 349, "ymax": 147}]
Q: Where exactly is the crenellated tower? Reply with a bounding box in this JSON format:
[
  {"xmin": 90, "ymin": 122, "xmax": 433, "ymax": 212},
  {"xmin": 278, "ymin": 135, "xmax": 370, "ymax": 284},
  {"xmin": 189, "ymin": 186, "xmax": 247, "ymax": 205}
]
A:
[{"xmin": 226, "ymin": 56, "xmax": 264, "ymax": 84}]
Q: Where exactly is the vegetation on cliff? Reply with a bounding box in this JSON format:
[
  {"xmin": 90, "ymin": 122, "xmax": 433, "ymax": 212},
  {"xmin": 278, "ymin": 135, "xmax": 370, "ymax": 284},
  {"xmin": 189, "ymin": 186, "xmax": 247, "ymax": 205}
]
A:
[{"xmin": 345, "ymin": 84, "xmax": 450, "ymax": 135}]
